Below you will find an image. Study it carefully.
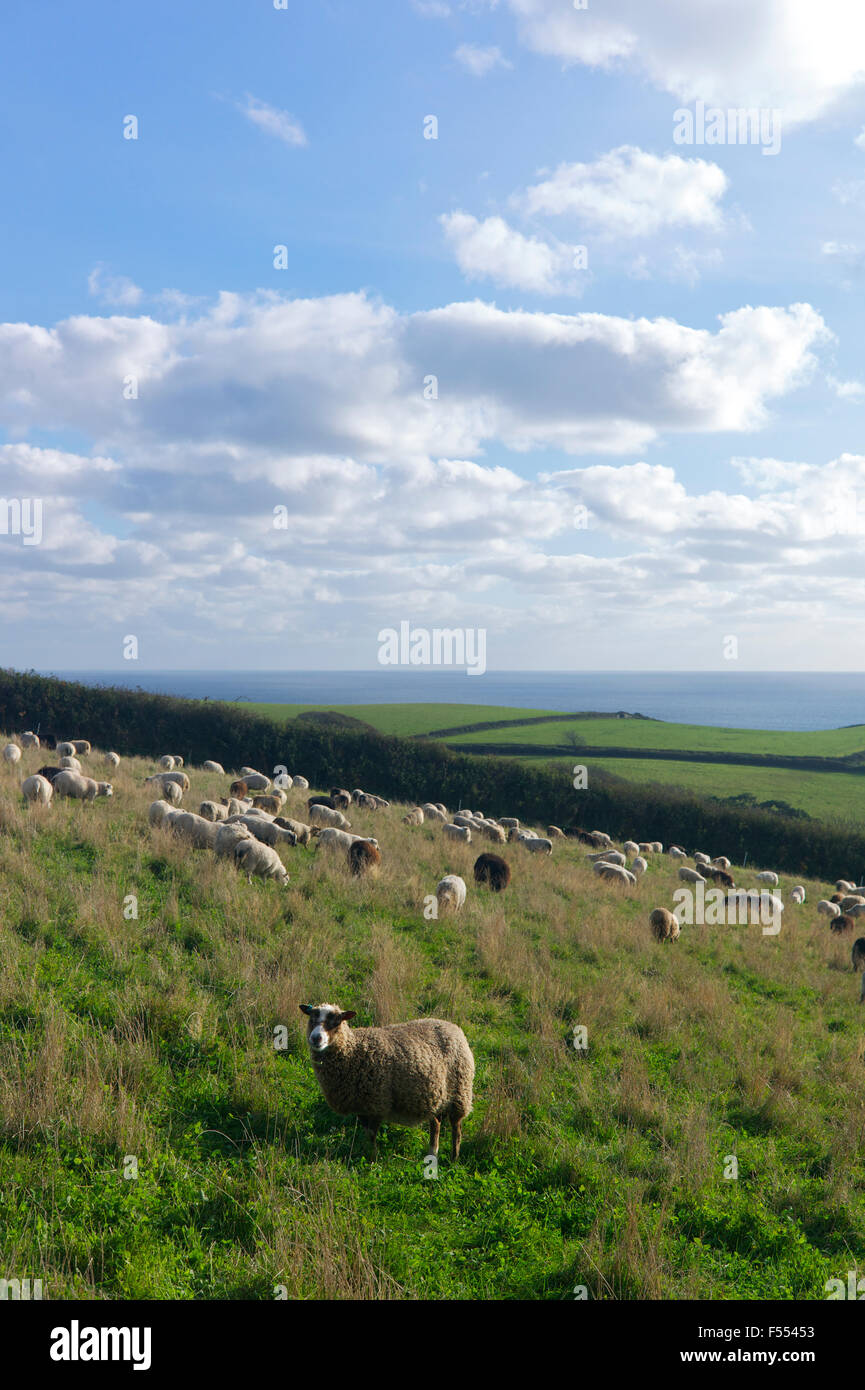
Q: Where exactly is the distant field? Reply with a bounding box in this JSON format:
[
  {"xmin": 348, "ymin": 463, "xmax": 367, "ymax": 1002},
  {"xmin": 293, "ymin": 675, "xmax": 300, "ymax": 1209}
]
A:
[{"xmin": 238, "ymin": 702, "xmax": 552, "ymax": 737}]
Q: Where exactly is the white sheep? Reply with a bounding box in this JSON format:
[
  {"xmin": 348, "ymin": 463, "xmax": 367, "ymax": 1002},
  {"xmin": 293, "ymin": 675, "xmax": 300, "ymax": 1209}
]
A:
[
  {"xmin": 630, "ymin": 855, "xmax": 648, "ymax": 877},
  {"xmin": 148, "ymin": 800, "xmax": 176, "ymax": 828},
  {"xmin": 422, "ymin": 803, "xmax": 447, "ymax": 823},
  {"xmin": 836, "ymin": 879, "xmax": 856, "ymax": 892},
  {"xmin": 790, "ymin": 886, "xmax": 806, "ymax": 904},
  {"xmin": 104, "ymin": 752, "xmax": 121, "ymax": 768},
  {"xmin": 2, "ymin": 743, "xmax": 22, "ymax": 764},
  {"xmin": 20, "ymin": 731, "xmax": 40, "ymax": 749},
  {"xmin": 623, "ymin": 840, "xmax": 640, "ymax": 856},
  {"xmin": 22, "ymin": 774, "xmax": 53, "ymax": 805},
  {"xmin": 817, "ymin": 899, "xmax": 842, "ymax": 919},
  {"xmin": 669, "ymin": 846, "xmax": 687, "ymax": 860},
  {"xmin": 59, "ymin": 756, "xmax": 82, "ymax": 772},
  {"xmin": 587, "ymin": 849, "xmax": 626, "ymax": 866},
  {"xmin": 239, "ymin": 769, "xmax": 271, "ymax": 792},
  {"xmin": 234, "ymin": 837, "xmax": 289, "ymax": 885},
  {"xmin": 308, "ymin": 804, "xmax": 351, "ymax": 830},
  {"xmin": 203, "ymin": 760, "xmax": 225, "ymax": 774},
  {"xmin": 228, "ymin": 814, "xmax": 297, "ymax": 849},
  {"xmin": 678, "ymin": 866, "xmax": 706, "ymax": 884},
  {"xmin": 145, "ymin": 771, "xmax": 190, "ymax": 792},
  {"xmin": 443, "ymin": 823, "xmax": 471, "ymax": 843},
  {"xmin": 520, "ymin": 836, "xmax": 553, "ymax": 855},
  {"xmin": 291, "ymin": 775, "xmax": 309, "ymax": 790},
  {"xmin": 56, "ymin": 742, "xmax": 76, "ymax": 758},
  {"xmin": 158, "ymin": 755, "xmax": 176, "ymax": 770},
  {"xmin": 755, "ymin": 871, "xmax": 779, "ymax": 886},
  {"xmin": 273, "ymin": 816, "xmax": 313, "ymax": 846},
  {"xmin": 161, "ymin": 781, "xmax": 183, "ymax": 805},
  {"xmin": 594, "ymin": 862, "xmax": 636, "ymax": 886},
  {"xmin": 214, "ymin": 821, "xmax": 255, "ymax": 858},
  {"xmin": 199, "ymin": 800, "xmax": 228, "ymax": 822},
  {"xmin": 52, "ymin": 771, "xmax": 113, "ymax": 801},
  {"xmin": 436, "ymin": 875, "xmax": 467, "ymax": 913},
  {"xmin": 403, "ymin": 807, "xmax": 424, "ymax": 826},
  {"xmin": 167, "ymin": 811, "xmax": 220, "ymax": 849}
]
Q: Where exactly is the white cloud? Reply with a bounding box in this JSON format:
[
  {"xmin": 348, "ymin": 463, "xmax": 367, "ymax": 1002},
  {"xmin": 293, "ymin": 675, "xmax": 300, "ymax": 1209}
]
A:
[
  {"xmin": 87, "ymin": 266, "xmax": 143, "ymax": 309},
  {"xmin": 440, "ymin": 212, "xmax": 582, "ymax": 293},
  {"xmin": 454, "ymin": 43, "xmax": 512, "ymax": 75},
  {"xmin": 506, "ymin": 0, "xmax": 865, "ymax": 126},
  {"xmin": 237, "ymin": 95, "xmax": 307, "ymax": 147},
  {"xmin": 522, "ymin": 146, "xmax": 728, "ymax": 238}
]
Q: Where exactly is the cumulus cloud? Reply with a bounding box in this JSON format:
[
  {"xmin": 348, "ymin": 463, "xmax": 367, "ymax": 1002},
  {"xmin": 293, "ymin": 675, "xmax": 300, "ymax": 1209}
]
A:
[
  {"xmin": 237, "ymin": 95, "xmax": 307, "ymax": 147},
  {"xmin": 521, "ymin": 147, "xmax": 729, "ymax": 238},
  {"xmin": 439, "ymin": 212, "xmax": 582, "ymax": 293},
  {"xmin": 506, "ymin": 0, "xmax": 865, "ymax": 126}
]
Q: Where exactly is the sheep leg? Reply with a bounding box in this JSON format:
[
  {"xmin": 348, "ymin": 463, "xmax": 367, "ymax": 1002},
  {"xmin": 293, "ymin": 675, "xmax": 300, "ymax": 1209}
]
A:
[
  {"xmin": 450, "ymin": 1115, "xmax": 463, "ymax": 1161},
  {"xmin": 427, "ymin": 1116, "xmax": 441, "ymax": 1157},
  {"xmin": 360, "ymin": 1116, "xmax": 380, "ymax": 1157}
]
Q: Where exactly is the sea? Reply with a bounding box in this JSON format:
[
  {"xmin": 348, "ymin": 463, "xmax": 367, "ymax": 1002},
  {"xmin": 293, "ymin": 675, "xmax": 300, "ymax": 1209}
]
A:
[{"xmin": 35, "ymin": 670, "xmax": 865, "ymax": 732}]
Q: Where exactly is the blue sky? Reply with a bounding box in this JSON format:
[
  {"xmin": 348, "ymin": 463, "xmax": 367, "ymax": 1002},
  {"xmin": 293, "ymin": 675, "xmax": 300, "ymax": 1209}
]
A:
[{"xmin": 2, "ymin": 0, "xmax": 865, "ymax": 671}]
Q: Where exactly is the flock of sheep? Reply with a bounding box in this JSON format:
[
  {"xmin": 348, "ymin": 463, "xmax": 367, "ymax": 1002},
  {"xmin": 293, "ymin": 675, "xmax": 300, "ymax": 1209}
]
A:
[{"xmin": 4, "ymin": 728, "xmax": 865, "ymax": 1160}]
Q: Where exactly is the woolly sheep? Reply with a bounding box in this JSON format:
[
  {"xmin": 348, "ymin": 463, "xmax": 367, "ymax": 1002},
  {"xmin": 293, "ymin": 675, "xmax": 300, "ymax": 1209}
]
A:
[
  {"xmin": 167, "ymin": 812, "xmax": 220, "ymax": 850},
  {"xmin": 161, "ymin": 781, "xmax": 183, "ymax": 805},
  {"xmin": 199, "ymin": 800, "xmax": 228, "ymax": 822},
  {"xmin": 104, "ymin": 751, "xmax": 120, "ymax": 768},
  {"xmin": 53, "ymin": 771, "xmax": 113, "ymax": 801},
  {"xmin": 473, "ymin": 853, "xmax": 510, "ymax": 891},
  {"xmin": 817, "ymin": 900, "xmax": 842, "ymax": 919},
  {"xmin": 70, "ymin": 741, "xmax": 91, "ymax": 756},
  {"xmin": 234, "ymin": 837, "xmax": 289, "ymax": 885},
  {"xmin": 315, "ymin": 827, "xmax": 362, "ymax": 852},
  {"xmin": 56, "ymin": 742, "xmax": 76, "ymax": 758},
  {"xmin": 291, "ymin": 775, "xmax": 309, "ymax": 790},
  {"xmin": 214, "ymin": 821, "xmax": 255, "ymax": 858},
  {"xmin": 840, "ymin": 895, "xmax": 865, "ymax": 914},
  {"xmin": 158, "ymin": 755, "xmax": 176, "ymax": 770},
  {"xmin": 630, "ymin": 855, "xmax": 648, "ymax": 877},
  {"xmin": 669, "ymin": 847, "xmax": 687, "ymax": 860},
  {"xmin": 273, "ymin": 816, "xmax": 313, "ymax": 846},
  {"xmin": 591, "ymin": 832, "xmax": 612, "ymax": 846},
  {"xmin": 836, "ymin": 880, "xmax": 856, "ymax": 892},
  {"xmin": 623, "ymin": 840, "xmax": 640, "ymax": 856},
  {"xmin": 148, "ymin": 799, "xmax": 175, "ymax": 828},
  {"xmin": 203, "ymin": 760, "xmax": 225, "ymax": 774},
  {"xmin": 241, "ymin": 771, "xmax": 271, "ymax": 792},
  {"xmin": 831, "ymin": 914, "xmax": 855, "ymax": 935},
  {"xmin": 846, "ymin": 903, "xmax": 865, "ymax": 918},
  {"xmin": 712, "ymin": 856, "xmax": 731, "ymax": 870},
  {"xmin": 222, "ymin": 797, "xmax": 250, "ymax": 816},
  {"xmin": 594, "ymin": 862, "xmax": 636, "ymax": 886},
  {"xmin": 422, "ymin": 804, "xmax": 447, "ymax": 823},
  {"xmin": 229, "ymin": 780, "xmax": 249, "ymax": 799},
  {"xmin": 520, "ymin": 836, "xmax": 553, "ymax": 855},
  {"xmin": 500, "ymin": 817, "xmax": 519, "ymax": 830},
  {"xmin": 587, "ymin": 849, "xmax": 626, "ymax": 867},
  {"xmin": 694, "ymin": 852, "xmax": 711, "ymax": 866},
  {"xmin": 443, "ymin": 823, "xmax": 471, "ymax": 844},
  {"xmin": 2, "ymin": 743, "xmax": 22, "ymax": 764},
  {"xmin": 452, "ymin": 814, "xmax": 474, "ymax": 829},
  {"xmin": 403, "ymin": 808, "xmax": 424, "ymax": 826},
  {"xmin": 59, "ymin": 756, "xmax": 82, "ymax": 772},
  {"xmin": 349, "ymin": 840, "xmax": 381, "ymax": 877},
  {"xmin": 649, "ymin": 907, "xmax": 680, "ymax": 943},
  {"xmin": 790, "ymin": 886, "xmax": 806, "ymax": 904},
  {"xmin": 755, "ymin": 871, "xmax": 779, "ymax": 886},
  {"xmin": 701, "ymin": 865, "xmax": 735, "ymax": 889},
  {"xmin": 22, "ymin": 774, "xmax": 53, "ymax": 805},
  {"xmin": 20, "ymin": 731, "xmax": 40, "ymax": 749},
  {"xmin": 547, "ymin": 826, "xmax": 565, "ymax": 840},
  {"xmin": 309, "ymin": 804, "xmax": 351, "ymax": 830},
  {"xmin": 228, "ymin": 814, "xmax": 297, "ymax": 849},
  {"xmin": 637, "ymin": 842, "xmax": 654, "ymax": 855},
  {"xmin": 252, "ymin": 793, "xmax": 286, "ymax": 815},
  {"xmin": 299, "ymin": 1004, "xmax": 474, "ymax": 1159},
  {"xmin": 436, "ymin": 875, "xmax": 466, "ymax": 914},
  {"xmin": 651, "ymin": 842, "xmax": 663, "ymax": 854},
  {"xmin": 146, "ymin": 771, "xmax": 190, "ymax": 792},
  {"xmin": 678, "ymin": 865, "xmax": 706, "ymax": 884}
]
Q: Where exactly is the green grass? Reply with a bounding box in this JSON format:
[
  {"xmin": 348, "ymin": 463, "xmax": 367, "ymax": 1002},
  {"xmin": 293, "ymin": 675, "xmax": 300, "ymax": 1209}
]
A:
[
  {"xmin": 2, "ymin": 739, "xmax": 865, "ymax": 1300},
  {"xmin": 239, "ymin": 702, "xmax": 551, "ymax": 737}
]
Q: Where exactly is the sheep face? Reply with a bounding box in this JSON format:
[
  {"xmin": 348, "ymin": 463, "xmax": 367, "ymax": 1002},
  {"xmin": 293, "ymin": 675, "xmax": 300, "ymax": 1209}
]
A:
[{"xmin": 299, "ymin": 1003, "xmax": 357, "ymax": 1055}]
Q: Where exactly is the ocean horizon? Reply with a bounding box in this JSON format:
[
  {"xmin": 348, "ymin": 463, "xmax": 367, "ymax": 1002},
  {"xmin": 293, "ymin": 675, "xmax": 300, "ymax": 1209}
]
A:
[{"xmin": 33, "ymin": 669, "xmax": 865, "ymax": 733}]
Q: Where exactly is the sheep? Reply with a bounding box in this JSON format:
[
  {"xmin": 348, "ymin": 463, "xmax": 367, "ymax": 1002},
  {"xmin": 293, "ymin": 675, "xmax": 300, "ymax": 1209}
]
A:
[
  {"xmin": 252, "ymin": 793, "xmax": 286, "ymax": 815},
  {"xmin": 651, "ymin": 842, "xmax": 663, "ymax": 854},
  {"xmin": 171, "ymin": 756, "xmax": 184, "ymax": 768},
  {"xmin": 330, "ymin": 788, "xmax": 352, "ymax": 810},
  {"xmin": 70, "ymin": 741, "xmax": 91, "ymax": 756},
  {"xmin": 694, "ymin": 852, "xmax": 711, "ymax": 866},
  {"xmin": 299, "ymin": 1003, "xmax": 474, "ymax": 1159},
  {"xmin": 145, "ymin": 771, "xmax": 190, "ymax": 792},
  {"xmin": 831, "ymin": 914, "xmax": 855, "ymax": 935},
  {"xmin": 587, "ymin": 849, "xmax": 626, "ymax": 867},
  {"xmin": 839, "ymin": 895, "xmax": 865, "ymax": 914},
  {"xmin": 436, "ymin": 875, "xmax": 466, "ymax": 914},
  {"xmin": 104, "ymin": 752, "xmax": 120, "ymax": 768},
  {"xmin": 790, "ymin": 886, "xmax": 806, "ymax": 904},
  {"xmin": 453, "ymin": 814, "xmax": 475, "ymax": 829},
  {"xmin": 422, "ymin": 803, "xmax": 447, "ymax": 823},
  {"xmin": 479, "ymin": 823, "xmax": 507, "ymax": 844},
  {"xmin": 158, "ymin": 755, "xmax": 176, "ymax": 770},
  {"xmin": 701, "ymin": 865, "xmax": 735, "ymax": 888},
  {"xmin": 167, "ymin": 812, "xmax": 220, "ymax": 850},
  {"xmin": 199, "ymin": 800, "xmax": 229, "ymax": 822},
  {"xmin": 630, "ymin": 855, "xmax": 648, "ymax": 877},
  {"xmin": 755, "ymin": 871, "xmax": 779, "ymax": 886},
  {"xmin": 594, "ymin": 862, "xmax": 636, "ymax": 886},
  {"xmin": 669, "ymin": 846, "xmax": 687, "ymax": 860},
  {"xmin": 229, "ymin": 779, "xmax": 249, "ymax": 800},
  {"xmin": 443, "ymin": 823, "xmax": 471, "ymax": 844},
  {"xmin": 228, "ymin": 814, "xmax": 297, "ymax": 849},
  {"xmin": 622, "ymin": 840, "xmax": 639, "ymax": 856},
  {"xmin": 847, "ymin": 903, "xmax": 865, "ymax": 918},
  {"xmin": 817, "ymin": 899, "xmax": 842, "ymax": 919},
  {"xmin": 36, "ymin": 765, "xmax": 63, "ymax": 784},
  {"xmin": 52, "ymin": 771, "xmax": 113, "ymax": 801},
  {"xmin": 591, "ymin": 831, "xmax": 612, "ymax": 846},
  {"xmin": 836, "ymin": 880, "xmax": 856, "ymax": 893},
  {"xmin": 637, "ymin": 842, "xmax": 654, "ymax": 855},
  {"xmin": 234, "ymin": 837, "xmax": 289, "ymax": 885},
  {"xmin": 59, "ymin": 756, "xmax": 82, "ymax": 772},
  {"xmin": 2, "ymin": 743, "xmax": 22, "ymax": 764},
  {"xmin": 520, "ymin": 836, "xmax": 553, "ymax": 855},
  {"xmin": 830, "ymin": 893, "xmax": 844, "ymax": 905},
  {"xmin": 349, "ymin": 839, "xmax": 381, "ymax": 877},
  {"xmin": 291, "ymin": 775, "xmax": 309, "ymax": 790},
  {"xmin": 214, "ymin": 821, "xmax": 255, "ymax": 858},
  {"xmin": 240, "ymin": 771, "xmax": 271, "ymax": 792},
  {"xmin": 649, "ymin": 907, "xmax": 680, "ymax": 943},
  {"xmin": 309, "ymin": 804, "xmax": 352, "ymax": 830},
  {"xmin": 148, "ymin": 799, "xmax": 176, "ymax": 828},
  {"xmin": 473, "ymin": 853, "xmax": 510, "ymax": 892},
  {"xmin": 56, "ymin": 742, "xmax": 76, "ymax": 758},
  {"xmin": 403, "ymin": 808, "xmax": 424, "ymax": 827},
  {"xmin": 202, "ymin": 760, "xmax": 225, "ymax": 774},
  {"xmin": 20, "ymin": 731, "xmax": 40, "ymax": 749},
  {"xmin": 355, "ymin": 792, "xmax": 379, "ymax": 811},
  {"xmin": 500, "ymin": 817, "xmax": 519, "ymax": 830},
  {"xmin": 21, "ymin": 774, "xmax": 53, "ymax": 805},
  {"xmin": 160, "ymin": 781, "xmax": 183, "ymax": 805},
  {"xmin": 678, "ymin": 866, "xmax": 706, "ymax": 884},
  {"xmin": 315, "ymin": 827, "xmax": 362, "ymax": 853},
  {"xmin": 711, "ymin": 856, "xmax": 731, "ymax": 870},
  {"xmin": 547, "ymin": 826, "xmax": 565, "ymax": 840},
  {"xmin": 308, "ymin": 795, "xmax": 335, "ymax": 811},
  {"xmin": 222, "ymin": 797, "xmax": 251, "ymax": 817},
  {"xmin": 273, "ymin": 816, "xmax": 314, "ymax": 846}
]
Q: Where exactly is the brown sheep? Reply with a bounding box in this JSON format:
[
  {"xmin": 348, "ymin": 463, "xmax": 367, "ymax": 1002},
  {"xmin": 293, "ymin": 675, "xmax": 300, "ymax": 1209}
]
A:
[
  {"xmin": 473, "ymin": 853, "xmax": 511, "ymax": 892},
  {"xmin": 252, "ymin": 794, "xmax": 283, "ymax": 815},
  {"xmin": 349, "ymin": 839, "xmax": 381, "ymax": 877},
  {"xmin": 831, "ymin": 914, "xmax": 855, "ymax": 935},
  {"xmin": 701, "ymin": 866, "xmax": 735, "ymax": 888},
  {"xmin": 649, "ymin": 908, "xmax": 680, "ymax": 943},
  {"xmin": 330, "ymin": 787, "xmax": 352, "ymax": 810},
  {"xmin": 229, "ymin": 779, "xmax": 248, "ymax": 800},
  {"xmin": 852, "ymin": 938, "xmax": 865, "ymax": 971}
]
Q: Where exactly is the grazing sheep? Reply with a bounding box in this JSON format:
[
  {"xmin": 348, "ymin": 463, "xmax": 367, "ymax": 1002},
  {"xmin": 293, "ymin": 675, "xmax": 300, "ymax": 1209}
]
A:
[
  {"xmin": 148, "ymin": 799, "xmax": 176, "ymax": 828},
  {"xmin": 650, "ymin": 907, "xmax": 680, "ymax": 943},
  {"xmin": 20, "ymin": 731, "xmax": 40, "ymax": 749},
  {"xmin": 817, "ymin": 900, "xmax": 842, "ymax": 919},
  {"xmin": 846, "ymin": 903, "xmax": 865, "ymax": 918},
  {"xmin": 104, "ymin": 752, "xmax": 120, "ymax": 768},
  {"xmin": 234, "ymin": 837, "xmax": 289, "ymax": 885},
  {"xmin": 56, "ymin": 742, "xmax": 76, "ymax": 758},
  {"xmin": 473, "ymin": 853, "xmax": 511, "ymax": 892},
  {"xmin": 547, "ymin": 826, "xmax": 565, "ymax": 840},
  {"xmin": 587, "ymin": 849, "xmax": 626, "ymax": 867},
  {"xmin": 651, "ymin": 842, "xmax": 663, "ymax": 854},
  {"xmin": 203, "ymin": 760, "xmax": 225, "ymax": 774},
  {"xmin": 161, "ymin": 781, "xmax": 183, "ymax": 805},
  {"xmin": 478, "ymin": 823, "xmax": 507, "ymax": 844},
  {"xmin": 240, "ymin": 771, "xmax": 271, "ymax": 792},
  {"xmin": 273, "ymin": 816, "xmax": 313, "ymax": 846},
  {"xmin": 158, "ymin": 755, "xmax": 176, "ymax": 770},
  {"xmin": 520, "ymin": 836, "xmax": 553, "ymax": 855},
  {"xmin": 199, "ymin": 800, "xmax": 228, "ymax": 822},
  {"xmin": 701, "ymin": 865, "xmax": 735, "ymax": 888},
  {"xmin": 678, "ymin": 866, "xmax": 706, "ymax": 884},
  {"xmin": 594, "ymin": 862, "xmax": 636, "ymax": 886},
  {"xmin": 623, "ymin": 840, "xmax": 640, "ymax": 856},
  {"xmin": 36, "ymin": 765, "xmax": 63, "ymax": 783},
  {"xmin": 222, "ymin": 796, "xmax": 251, "ymax": 816},
  {"xmin": 453, "ymin": 814, "xmax": 474, "ymax": 829},
  {"xmin": 299, "ymin": 1004, "xmax": 474, "ymax": 1159},
  {"xmin": 21, "ymin": 774, "xmax": 53, "ymax": 805},
  {"xmin": 229, "ymin": 779, "xmax": 249, "ymax": 800},
  {"xmin": 500, "ymin": 817, "xmax": 520, "ymax": 830},
  {"xmin": 70, "ymin": 741, "xmax": 91, "ymax": 756},
  {"xmin": 755, "ymin": 871, "xmax": 779, "ymax": 886},
  {"xmin": 830, "ymin": 893, "xmax": 844, "ymax": 905},
  {"xmin": 436, "ymin": 875, "xmax": 466, "ymax": 914},
  {"xmin": 836, "ymin": 880, "xmax": 856, "ymax": 893},
  {"xmin": 315, "ymin": 827, "xmax": 362, "ymax": 852},
  {"xmin": 329, "ymin": 788, "xmax": 352, "ymax": 810},
  {"xmin": 214, "ymin": 821, "xmax": 255, "ymax": 858},
  {"xmin": 443, "ymin": 823, "xmax": 472, "ymax": 844},
  {"xmin": 308, "ymin": 796, "xmax": 336, "ymax": 811},
  {"xmin": 630, "ymin": 855, "xmax": 648, "ymax": 877},
  {"xmin": 637, "ymin": 842, "xmax": 654, "ymax": 855},
  {"xmin": 694, "ymin": 853, "xmax": 711, "ymax": 866},
  {"xmin": 403, "ymin": 808, "xmax": 424, "ymax": 826},
  {"xmin": 711, "ymin": 856, "xmax": 731, "ymax": 870},
  {"xmin": 840, "ymin": 895, "xmax": 865, "ymax": 914},
  {"xmin": 790, "ymin": 885, "xmax": 806, "ymax": 904},
  {"xmin": 422, "ymin": 803, "xmax": 447, "ymax": 823},
  {"xmin": 145, "ymin": 771, "xmax": 190, "ymax": 792},
  {"xmin": 227, "ymin": 814, "xmax": 296, "ymax": 849},
  {"xmin": 53, "ymin": 771, "xmax": 113, "ymax": 801},
  {"xmin": 349, "ymin": 839, "xmax": 381, "ymax": 878},
  {"xmin": 831, "ymin": 914, "xmax": 855, "ymax": 935},
  {"xmin": 2, "ymin": 743, "xmax": 22, "ymax": 764},
  {"xmin": 309, "ymin": 804, "xmax": 352, "ymax": 830},
  {"xmin": 59, "ymin": 756, "xmax": 82, "ymax": 772},
  {"xmin": 669, "ymin": 846, "xmax": 687, "ymax": 860},
  {"xmin": 168, "ymin": 812, "xmax": 220, "ymax": 850},
  {"xmin": 291, "ymin": 775, "xmax": 309, "ymax": 790},
  {"xmin": 591, "ymin": 831, "xmax": 612, "ymax": 846},
  {"xmin": 252, "ymin": 793, "xmax": 286, "ymax": 815}
]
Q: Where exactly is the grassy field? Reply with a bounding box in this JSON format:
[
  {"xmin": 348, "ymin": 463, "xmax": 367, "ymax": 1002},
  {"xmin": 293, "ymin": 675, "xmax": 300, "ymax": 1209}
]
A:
[
  {"xmin": 239, "ymin": 702, "xmax": 550, "ymax": 737},
  {"xmin": 2, "ymin": 739, "xmax": 865, "ymax": 1300}
]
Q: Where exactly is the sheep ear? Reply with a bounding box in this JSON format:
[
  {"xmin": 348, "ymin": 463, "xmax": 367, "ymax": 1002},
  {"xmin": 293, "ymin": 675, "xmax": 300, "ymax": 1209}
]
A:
[
  {"xmin": 299, "ymin": 1004, "xmax": 313, "ymax": 1016},
  {"xmin": 339, "ymin": 1011, "xmax": 356, "ymax": 1024}
]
